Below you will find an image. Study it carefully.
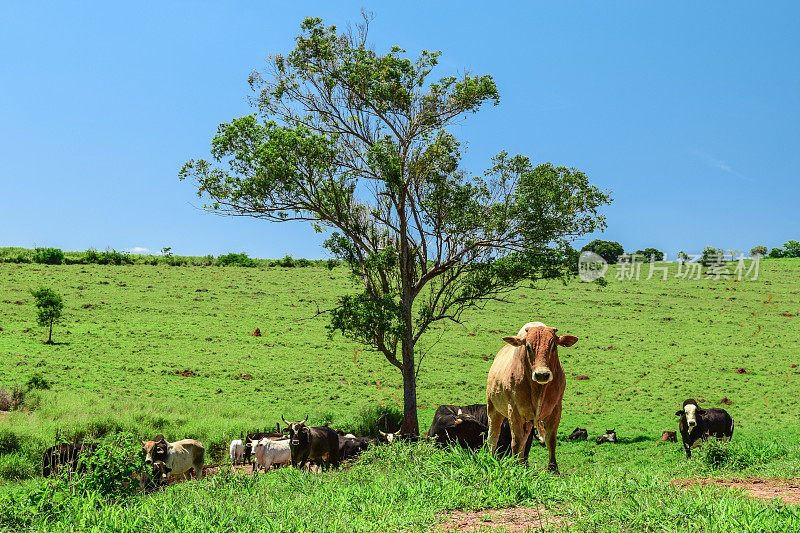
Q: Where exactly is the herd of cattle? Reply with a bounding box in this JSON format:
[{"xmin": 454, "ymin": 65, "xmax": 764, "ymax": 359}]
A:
[{"xmin": 42, "ymin": 322, "xmax": 736, "ymax": 484}]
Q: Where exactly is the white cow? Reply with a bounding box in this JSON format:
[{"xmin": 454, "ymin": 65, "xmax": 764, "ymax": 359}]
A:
[
  {"xmin": 252, "ymin": 437, "xmax": 291, "ymax": 473},
  {"xmin": 143, "ymin": 437, "xmax": 205, "ymax": 480},
  {"xmin": 229, "ymin": 439, "xmax": 244, "ymax": 465}
]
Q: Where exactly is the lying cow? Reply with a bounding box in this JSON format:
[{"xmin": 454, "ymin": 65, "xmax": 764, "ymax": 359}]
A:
[
  {"xmin": 660, "ymin": 430, "xmax": 678, "ymax": 443},
  {"xmin": 427, "ymin": 404, "xmax": 532, "ymax": 456},
  {"xmin": 252, "ymin": 437, "xmax": 292, "ymax": 473},
  {"xmin": 282, "ymin": 416, "xmax": 340, "ymax": 470},
  {"xmin": 143, "ymin": 435, "xmax": 205, "ymax": 480},
  {"xmin": 487, "ymin": 322, "xmax": 578, "ymax": 473},
  {"xmin": 338, "ymin": 435, "xmax": 375, "ymax": 462},
  {"xmin": 42, "ymin": 441, "xmax": 98, "ymax": 477},
  {"xmin": 596, "ymin": 429, "xmax": 617, "ymax": 444},
  {"xmin": 676, "ymin": 399, "xmax": 734, "ymax": 458},
  {"xmin": 229, "ymin": 439, "xmax": 244, "ymax": 465},
  {"xmin": 568, "ymin": 427, "xmax": 588, "ymax": 441}
]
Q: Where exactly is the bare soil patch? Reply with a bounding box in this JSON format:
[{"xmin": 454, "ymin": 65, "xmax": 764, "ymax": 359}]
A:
[
  {"xmin": 673, "ymin": 478, "xmax": 800, "ymax": 505},
  {"xmin": 435, "ymin": 507, "xmax": 566, "ymax": 531}
]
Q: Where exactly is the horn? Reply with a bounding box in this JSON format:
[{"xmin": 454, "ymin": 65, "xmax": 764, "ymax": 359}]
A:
[
  {"xmin": 378, "ymin": 430, "xmax": 387, "ymax": 438},
  {"xmin": 303, "ymin": 414, "xmax": 309, "ymax": 424},
  {"xmin": 457, "ymin": 409, "xmax": 462, "ymax": 416},
  {"xmin": 276, "ymin": 422, "xmax": 280, "ymax": 433},
  {"xmin": 281, "ymin": 414, "xmax": 287, "ymax": 424}
]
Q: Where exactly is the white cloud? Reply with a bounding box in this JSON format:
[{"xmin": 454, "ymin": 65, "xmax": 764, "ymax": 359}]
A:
[
  {"xmin": 125, "ymin": 247, "xmax": 150, "ymax": 254},
  {"xmin": 691, "ymin": 150, "xmax": 753, "ymax": 183}
]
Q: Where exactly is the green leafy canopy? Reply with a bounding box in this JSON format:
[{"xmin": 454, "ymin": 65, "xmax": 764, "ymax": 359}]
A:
[{"xmin": 180, "ymin": 14, "xmax": 611, "ymax": 432}]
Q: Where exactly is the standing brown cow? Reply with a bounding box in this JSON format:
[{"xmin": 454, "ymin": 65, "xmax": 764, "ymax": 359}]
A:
[{"xmin": 486, "ymin": 322, "xmax": 578, "ymax": 473}]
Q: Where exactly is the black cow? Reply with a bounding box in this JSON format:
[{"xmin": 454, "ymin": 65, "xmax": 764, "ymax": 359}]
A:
[
  {"xmin": 338, "ymin": 435, "xmax": 375, "ymax": 462},
  {"xmin": 42, "ymin": 442, "xmax": 98, "ymax": 477},
  {"xmin": 282, "ymin": 416, "xmax": 340, "ymax": 470},
  {"xmin": 427, "ymin": 404, "xmax": 534, "ymax": 456},
  {"xmin": 596, "ymin": 429, "xmax": 617, "ymax": 444},
  {"xmin": 676, "ymin": 399, "xmax": 734, "ymax": 458},
  {"xmin": 568, "ymin": 427, "xmax": 588, "ymax": 441},
  {"xmin": 243, "ymin": 429, "xmax": 283, "ymax": 465}
]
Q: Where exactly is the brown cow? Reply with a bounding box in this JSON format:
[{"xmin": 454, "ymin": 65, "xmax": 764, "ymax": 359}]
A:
[{"xmin": 486, "ymin": 322, "xmax": 577, "ymax": 473}]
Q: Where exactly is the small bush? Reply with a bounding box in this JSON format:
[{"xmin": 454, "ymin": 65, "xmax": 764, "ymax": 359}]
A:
[
  {"xmin": 0, "ymin": 453, "xmax": 36, "ymax": 481},
  {"xmin": 338, "ymin": 404, "xmax": 404, "ymax": 438},
  {"xmin": 769, "ymin": 247, "xmax": 785, "ymax": 258},
  {"xmin": 278, "ymin": 254, "xmax": 295, "ymax": 267},
  {"xmin": 32, "ymin": 248, "xmax": 64, "ymax": 265},
  {"xmin": 701, "ymin": 439, "xmax": 787, "ymax": 469},
  {"xmin": 325, "ymin": 258, "xmax": 340, "ymax": 270},
  {"xmin": 217, "ymin": 252, "xmax": 258, "ymax": 267},
  {"xmin": 71, "ymin": 432, "xmax": 147, "ymax": 500},
  {"xmin": 581, "ymin": 239, "xmax": 624, "ymax": 264},
  {"xmin": 0, "ymin": 428, "xmax": 21, "ymax": 455},
  {"xmin": 25, "ymin": 373, "xmax": 50, "ymax": 391},
  {"xmin": 750, "ymin": 245, "xmax": 768, "ymax": 257},
  {"xmin": 0, "ymin": 385, "xmax": 27, "ymax": 411}
]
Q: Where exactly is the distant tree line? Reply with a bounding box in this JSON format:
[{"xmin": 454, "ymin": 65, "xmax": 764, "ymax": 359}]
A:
[
  {"xmin": 0, "ymin": 247, "xmax": 337, "ymax": 268},
  {"xmin": 579, "ymin": 240, "xmax": 797, "ymax": 264}
]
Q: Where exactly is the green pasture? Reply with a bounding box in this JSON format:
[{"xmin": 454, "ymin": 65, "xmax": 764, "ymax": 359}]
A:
[{"xmin": 0, "ymin": 258, "xmax": 799, "ymax": 530}]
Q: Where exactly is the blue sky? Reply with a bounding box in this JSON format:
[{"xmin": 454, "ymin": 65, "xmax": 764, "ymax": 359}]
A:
[{"xmin": 2, "ymin": 1, "xmax": 798, "ymax": 259}]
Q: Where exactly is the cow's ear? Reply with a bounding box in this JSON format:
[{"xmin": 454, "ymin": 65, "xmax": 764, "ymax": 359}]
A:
[
  {"xmin": 503, "ymin": 336, "xmax": 525, "ymax": 346},
  {"xmin": 675, "ymin": 410, "xmax": 682, "ymax": 416},
  {"xmin": 557, "ymin": 335, "xmax": 578, "ymax": 347}
]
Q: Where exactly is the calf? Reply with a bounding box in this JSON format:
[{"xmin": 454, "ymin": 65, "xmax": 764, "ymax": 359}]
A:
[
  {"xmin": 596, "ymin": 429, "xmax": 617, "ymax": 444},
  {"xmin": 252, "ymin": 437, "xmax": 292, "ymax": 473},
  {"xmin": 42, "ymin": 442, "xmax": 98, "ymax": 477},
  {"xmin": 150, "ymin": 460, "xmax": 172, "ymax": 488},
  {"xmin": 568, "ymin": 427, "xmax": 588, "ymax": 441},
  {"xmin": 660, "ymin": 430, "xmax": 678, "ymax": 443},
  {"xmin": 676, "ymin": 399, "xmax": 734, "ymax": 458},
  {"xmin": 143, "ymin": 435, "xmax": 205, "ymax": 480},
  {"xmin": 229, "ymin": 439, "xmax": 244, "ymax": 465},
  {"xmin": 282, "ymin": 416, "xmax": 340, "ymax": 470}
]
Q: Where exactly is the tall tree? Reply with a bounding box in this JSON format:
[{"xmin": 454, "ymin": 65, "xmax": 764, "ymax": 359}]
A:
[{"xmin": 181, "ymin": 15, "xmax": 611, "ymax": 435}]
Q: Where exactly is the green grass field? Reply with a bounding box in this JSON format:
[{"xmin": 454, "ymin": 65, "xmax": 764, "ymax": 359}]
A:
[{"xmin": 1, "ymin": 258, "xmax": 799, "ymax": 530}]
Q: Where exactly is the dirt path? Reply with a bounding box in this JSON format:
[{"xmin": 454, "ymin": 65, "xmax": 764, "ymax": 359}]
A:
[
  {"xmin": 434, "ymin": 507, "xmax": 567, "ymax": 532},
  {"xmin": 673, "ymin": 477, "xmax": 800, "ymax": 505}
]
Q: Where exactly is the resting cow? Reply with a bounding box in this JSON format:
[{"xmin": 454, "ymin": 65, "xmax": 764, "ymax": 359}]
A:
[
  {"xmin": 596, "ymin": 429, "xmax": 617, "ymax": 444},
  {"xmin": 42, "ymin": 442, "xmax": 97, "ymax": 477},
  {"xmin": 427, "ymin": 404, "xmax": 532, "ymax": 456},
  {"xmin": 660, "ymin": 430, "xmax": 677, "ymax": 443},
  {"xmin": 338, "ymin": 435, "xmax": 375, "ymax": 462},
  {"xmin": 568, "ymin": 427, "xmax": 588, "ymax": 441},
  {"xmin": 282, "ymin": 416, "xmax": 340, "ymax": 470},
  {"xmin": 676, "ymin": 399, "xmax": 734, "ymax": 458},
  {"xmin": 143, "ymin": 435, "xmax": 205, "ymax": 480},
  {"xmin": 487, "ymin": 322, "xmax": 577, "ymax": 473}
]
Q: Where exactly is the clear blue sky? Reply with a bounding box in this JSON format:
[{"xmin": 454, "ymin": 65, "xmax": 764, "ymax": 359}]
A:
[{"xmin": 2, "ymin": 1, "xmax": 798, "ymax": 259}]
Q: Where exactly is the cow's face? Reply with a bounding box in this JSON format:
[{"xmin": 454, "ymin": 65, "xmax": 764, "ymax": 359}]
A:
[
  {"xmin": 142, "ymin": 436, "xmax": 168, "ymax": 465},
  {"xmin": 378, "ymin": 429, "xmax": 402, "ymax": 443},
  {"xmin": 284, "ymin": 421, "xmax": 310, "ymax": 446},
  {"xmin": 503, "ymin": 326, "xmax": 578, "ymax": 384},
  {"xmin": 684, "ymin": 403, "xmax": 698, "ymax": 429}
]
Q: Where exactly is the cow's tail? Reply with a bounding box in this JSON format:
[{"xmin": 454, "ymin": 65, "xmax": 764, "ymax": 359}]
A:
[{"xmin": 729, "ymin": 417, "xmax": 734, "ymax": 438}]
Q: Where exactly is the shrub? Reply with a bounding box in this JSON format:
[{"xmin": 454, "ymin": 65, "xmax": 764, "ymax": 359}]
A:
[
  {"xmin": 0, "ymin": 453, "xmax": 36, "ymax": 481},
  {"xmin": 0, "ymin": 428, "xmax": 21, "ymax": 455},
  {"xmin": 338, "ymin": 404, "xmax": 404, "ymax": 438},
  {"xmin": 769, "ymin": 247, "xmax": 785, "ymax": 259},
  {"xmin": 325, "ymin": 258, "xmax": 340, "ymax": 270},
  {"xmin": 634, "ymin": 248, "xmax": 664, "ymax": 261},
  {"xmin": 750, "ymin": 245, "xmax": 768, "ymax": 257},
  {"xmin": 83, "ymin": 249, "xmax": 100, "ymax": 264},
  {"xmin": 217, "ymin": 252, "xmax": 258, "ymax": 267},
  {"xmin": 702, "ymin": 438, "xmax": 787, "ymax": 470},
  {"xmin": 278, "ymin": 254, "xmax": 295, "ymax": 267},
  {"xmin": 677, "ymin": 251, "xmax": 689, "ymax": 261},
  {"xmin": 581, "ymin": 239, "xmax": 624, "ymax": 264},
  {"xmin": 25, "ymin": 373, "xmax": 50, "ymax": 391},
  {"xmin": 32, "ymin": 248, "xmax": 64, "ymax": 265},
  {"xmin": 70, "ymin": 432, "xmax": 147, "ymax": 500},
  {"xmin": 0, "ymin": 385, "xmax": 27, "ymax": 411},
  {"xmin": 783, "ymin": 240, "xmax": 800, "ymax": 258}
]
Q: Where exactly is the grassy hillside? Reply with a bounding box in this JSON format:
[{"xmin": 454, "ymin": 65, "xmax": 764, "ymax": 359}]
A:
[{"xmin": 1, "ymin": 260, "xmax": 799, "ymax": 530}]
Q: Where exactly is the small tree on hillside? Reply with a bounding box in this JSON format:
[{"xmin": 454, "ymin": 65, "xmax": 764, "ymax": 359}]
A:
[
  {"xmin": 581, "ymin": 239, "xmax": 624, "ymax": 264},
  {"xmin": 634, "ymin": 248, "xmax": 664, "ymax": 261},
  {"xmin": 30, "ymin": 287, "xmax": 63, "ymax": 344},
  {"xmin": 180, "ymin": 15, "xmax": 611, "ymax": 435},
  {"xmin": 750, "ymin": 245, "xmax": 767, "ymax": 257}
]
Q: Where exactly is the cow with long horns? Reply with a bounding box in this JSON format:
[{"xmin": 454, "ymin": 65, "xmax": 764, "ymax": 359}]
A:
[{"xmin": 282, "ymin": 415, "xmax": 340, "ymax": 470}]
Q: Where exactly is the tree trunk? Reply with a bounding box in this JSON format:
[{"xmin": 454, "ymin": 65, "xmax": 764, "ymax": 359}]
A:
[
  {"xmin": 48, "ymin": 318, "xmax": 53, "ymax": 344},
  {"xmin": 400, "ymin": 339, "xmax": 419, "ymax": 436}
]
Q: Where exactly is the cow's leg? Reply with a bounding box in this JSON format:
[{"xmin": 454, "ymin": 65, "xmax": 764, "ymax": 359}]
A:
[
  {"xmin": 507, "ymin": 409, "xmax": 528, "ymax": 460},
  {"xmin": 520, "ymin": 421, "xmax": 534, "ymax": 462},
  {"xmin": 542, "ymin": 409, "xmax": 561, "ymax": 474},
  {"xmin": 486, "ymin": 403, "xmax": 505, "ymax": 454}
]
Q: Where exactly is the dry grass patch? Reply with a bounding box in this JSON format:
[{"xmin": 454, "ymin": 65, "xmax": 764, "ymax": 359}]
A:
[
  {"xmin": 673, "ymin": 477, "xmax": 800, "ymax": 505},
  {"xmin": 435, "ymin": 506, "xmax": 567, "ymax": 531}
]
